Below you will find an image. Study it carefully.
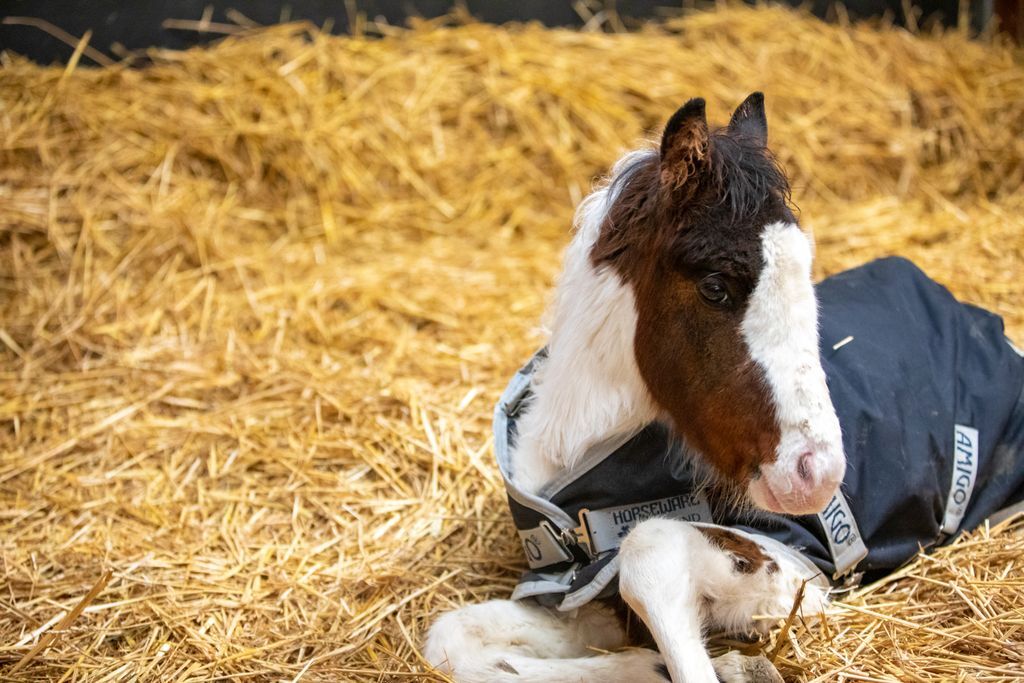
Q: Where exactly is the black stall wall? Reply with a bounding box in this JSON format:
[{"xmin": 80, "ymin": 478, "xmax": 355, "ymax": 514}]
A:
[{"xmin": 0, "ymin": 0, "xmax": 990, "ymax": 64}]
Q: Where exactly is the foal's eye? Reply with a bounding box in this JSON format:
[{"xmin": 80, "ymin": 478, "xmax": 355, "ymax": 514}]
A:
[{"xmin": 697, "ymin": 274, "xmax": 732, "ymax": 308}]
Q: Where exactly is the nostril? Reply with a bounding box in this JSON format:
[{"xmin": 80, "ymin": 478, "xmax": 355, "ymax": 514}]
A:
[{"xmin": 796, "ymin": 451, "xmax": 814, "ymax": 484}]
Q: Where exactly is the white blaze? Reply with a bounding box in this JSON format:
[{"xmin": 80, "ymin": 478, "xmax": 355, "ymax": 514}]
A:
[{"xmin": 741, "ymin": 222, "xmax": 845, "ymax": 513}]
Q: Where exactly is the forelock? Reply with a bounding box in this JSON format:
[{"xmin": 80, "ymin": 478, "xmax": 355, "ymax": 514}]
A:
[{"xmin": 705, "ymin": 128, "xmax": 793, "ymax": 223}]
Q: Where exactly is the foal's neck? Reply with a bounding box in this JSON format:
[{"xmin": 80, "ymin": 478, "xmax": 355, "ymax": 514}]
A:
[{"xmin": 511, "ymin": 189, "xmax": 658, "ymax": 495}]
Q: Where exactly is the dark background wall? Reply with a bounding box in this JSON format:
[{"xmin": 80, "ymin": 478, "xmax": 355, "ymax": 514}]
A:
[{"xmin": 0, "ymin": 0, "xmax": 997, "ymax": 65}]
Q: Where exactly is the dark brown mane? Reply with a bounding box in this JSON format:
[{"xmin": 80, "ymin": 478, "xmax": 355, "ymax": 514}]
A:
[{"xmin": 590, "ymin": 152, "xmax": 660, "ymax": 270}]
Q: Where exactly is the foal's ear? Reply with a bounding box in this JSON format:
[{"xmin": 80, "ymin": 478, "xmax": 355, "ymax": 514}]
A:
[
  {"xmin": 659, "ymin": 97, "xmax": 709, "ymax": 190},
  {"xmin": 728, "ymin": 92, "xmax": 767, "ymax": 147}
]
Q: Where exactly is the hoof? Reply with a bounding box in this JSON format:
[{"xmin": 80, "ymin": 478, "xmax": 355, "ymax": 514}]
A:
[{"xmin": 712, "ymin": 651, "xmax": 785, "ymax": 683}]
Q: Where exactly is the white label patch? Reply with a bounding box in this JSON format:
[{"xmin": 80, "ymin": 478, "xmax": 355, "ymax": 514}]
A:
[
  {"xmin": 817, "ymin": 491, "xmax": 868, "ymax": 578},
  {"xmin": 942, "ymin": 424, "xmax": 980, "ymax": 534},
  {"xmin": 580, "ymin": 492, "xmax": 713, "ymax": 554},
  {"xmin": 518, "ymin": 521, "xmax": 573, "ymax": 569}
]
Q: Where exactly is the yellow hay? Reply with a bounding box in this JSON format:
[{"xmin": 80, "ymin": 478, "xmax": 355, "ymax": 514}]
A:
[{"xmin": 0, "ymin": 5, "xmax": 1022, "ymax": 681}]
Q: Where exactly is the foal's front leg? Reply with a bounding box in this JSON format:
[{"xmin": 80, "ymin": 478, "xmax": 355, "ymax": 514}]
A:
[
  {"xmin": 618, "ymin": 519, "xmax": 718, "ymax": 682},
  {"xmin": 618, "ymin": 518, "xmax": 822, "ymax": 683}
]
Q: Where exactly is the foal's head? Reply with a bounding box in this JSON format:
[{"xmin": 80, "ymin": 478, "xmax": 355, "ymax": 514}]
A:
[{"xmin": 594, "ymin": 93, "xmax": 844, "ymax": 515}]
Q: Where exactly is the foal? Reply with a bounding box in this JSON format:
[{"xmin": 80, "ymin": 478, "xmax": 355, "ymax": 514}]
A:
[{"xmin": 426, "ymin": 94, "xmax": 845, "ymax": 682}]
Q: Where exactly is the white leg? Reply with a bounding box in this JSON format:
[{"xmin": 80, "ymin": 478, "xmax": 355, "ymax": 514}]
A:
[
  {"xmin": 425, "ymin": 599, "xmax": 670, "ymax": 683},
  {"xmin": 618, "ymin": 519, "xmax": 722, "ymax": 683},
  {"xmin": 618, "ymin": 519, "xmax": 828, "ymax": 683}
]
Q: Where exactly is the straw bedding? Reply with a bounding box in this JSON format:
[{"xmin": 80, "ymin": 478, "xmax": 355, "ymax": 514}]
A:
[{"xmin": 1, "ymin": 5, "xmax": 1022, "ymax": 681}]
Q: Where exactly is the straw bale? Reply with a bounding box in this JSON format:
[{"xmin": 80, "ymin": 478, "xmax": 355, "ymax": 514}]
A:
[{"xmin": 0, "ymin": 4, "xmax": 1022, "ymax": 681}]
